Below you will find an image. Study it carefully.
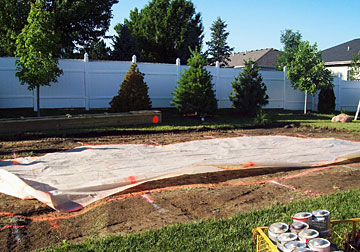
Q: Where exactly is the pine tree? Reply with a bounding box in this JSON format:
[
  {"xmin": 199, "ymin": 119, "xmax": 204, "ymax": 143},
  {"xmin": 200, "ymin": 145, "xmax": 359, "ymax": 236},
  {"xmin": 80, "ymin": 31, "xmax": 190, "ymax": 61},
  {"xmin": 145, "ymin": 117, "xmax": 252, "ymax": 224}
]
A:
[
  {"xmin": 229, "ymin": 59, "xmax": 269, "ymax": 117},
  {"xmin": 82, "ymin": 39, "xmax": 110, "ymax": 60},
  {"xmin": 111, "ymin": 23, "xmax": 139, "ymax": 61},
  {"xmin": 109, "ymin": 63, "xmax": 152, "ymax": 112},
  {"xmin": 205, "ymin": 17, "xmax": 234, "ymax": 67},
  {"xmin": 171, "ymin": 48, "xmax": 217, "ymax": 116},
  {"xmin": 318, "ymin": 86, "xmax": 336, "ymax": 114}
]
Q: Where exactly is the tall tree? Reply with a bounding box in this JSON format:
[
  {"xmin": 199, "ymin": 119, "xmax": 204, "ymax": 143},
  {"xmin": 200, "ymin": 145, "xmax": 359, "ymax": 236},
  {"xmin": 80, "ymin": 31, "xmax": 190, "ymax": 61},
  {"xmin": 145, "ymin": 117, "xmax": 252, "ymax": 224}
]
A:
[
  {"xmin": 349, "ymin": 50, "xmax": 360, "ymax": 81},
  {"xmin": 111, "ymin": 23, "xmax": 139, "ymax": 61},
  {"xmin": 171, "ymin": 48, "xmax": 217, "ymax": 116},
  {"xmin": 205, "ymin": 17, "xmax": 234, "ymax": 67},
  {"xmin": 277, "ymin": 29, "xmax": 302, "ymax": 70},
  {"xmin": 82, "ymin": 39, "xmax": 110, "ymax": 60},
  {"xmin": 15, "ymin": 0, "xmax": 63, "ymax": 117},
  {"xmin": 125, "ymin": 0, "xmax": 204, "ymax": 63},
  {"xmin": 287, "ymin": 41, "xmax": 333, "ymax": 114},
  {"xmin": 0, "ymin": 0, "xmax": 118, "ymax": 57},
  {"xmin": 0, "ymin": 0, "xmax": 30, "ymax": 56},
  {"xmin": 229, "ymin": 59, "xmax": 269, "ymax": 117}
]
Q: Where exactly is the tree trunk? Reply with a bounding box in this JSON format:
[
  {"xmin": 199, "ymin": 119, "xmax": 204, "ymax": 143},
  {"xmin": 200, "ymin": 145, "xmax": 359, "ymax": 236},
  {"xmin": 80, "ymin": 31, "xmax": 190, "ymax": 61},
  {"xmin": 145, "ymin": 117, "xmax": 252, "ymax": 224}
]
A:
[
  {"xmin": 37, "ymin": 84, "xmax": 40, "ymax": 117},
  {"xmin": 304, "ymin": 91, "xmax": 307, "ymax": 114}
]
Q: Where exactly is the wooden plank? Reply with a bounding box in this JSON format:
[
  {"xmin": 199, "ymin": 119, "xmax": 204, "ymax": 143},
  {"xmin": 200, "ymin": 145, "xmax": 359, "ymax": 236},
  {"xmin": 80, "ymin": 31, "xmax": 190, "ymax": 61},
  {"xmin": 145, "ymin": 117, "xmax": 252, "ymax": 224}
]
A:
[{"xmin": 0, "ymin": 110, "xmax": 162, "ymax": 134}]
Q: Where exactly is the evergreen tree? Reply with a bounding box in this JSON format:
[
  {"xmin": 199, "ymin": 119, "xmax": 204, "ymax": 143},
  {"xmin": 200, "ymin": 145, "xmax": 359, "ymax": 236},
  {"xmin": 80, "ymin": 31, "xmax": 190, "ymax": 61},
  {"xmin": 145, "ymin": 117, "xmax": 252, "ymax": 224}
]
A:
[
  {"xmin": 318, "ymin": 86, "xmax": 336, "ymax": 114},
  {"xmin": 125, "ymin": 0, "xmax": 204, "ymax": 63},
  {"xmin": 82, "ymin": 39, "xmax": 110, "ymax": 60},
  {"xmin": 172, "ymin": 48, "xmax": 217, "ymax": 116},
  {"xmin": 15, "ymin": 0, "xmax": 63, "ymax": 117},
  {"xmin": 229, "ymin": 59, "xmax": 269, "ymax": 117},
  {"xmin": 205, "ymin": 17, "xmax": 234, "ymax": 66},
  {"xmin": 111, "ymin": 23, "xmax": 139, "ymax": 61},
  {"xmin": 110, "ymin": 63, "xmax": 152, "ymax": 112}
]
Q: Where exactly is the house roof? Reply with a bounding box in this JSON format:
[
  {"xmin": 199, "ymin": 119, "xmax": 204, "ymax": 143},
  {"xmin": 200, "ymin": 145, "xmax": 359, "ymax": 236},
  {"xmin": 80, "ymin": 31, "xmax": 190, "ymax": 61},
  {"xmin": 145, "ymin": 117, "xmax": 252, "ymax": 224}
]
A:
[
  {"xmin": 322, "ymin": 38, "xmax": 360, "ymax": 63},
  {"xmin": 227, "ymin": 48, "xmax": 279, "ymax": 68}
]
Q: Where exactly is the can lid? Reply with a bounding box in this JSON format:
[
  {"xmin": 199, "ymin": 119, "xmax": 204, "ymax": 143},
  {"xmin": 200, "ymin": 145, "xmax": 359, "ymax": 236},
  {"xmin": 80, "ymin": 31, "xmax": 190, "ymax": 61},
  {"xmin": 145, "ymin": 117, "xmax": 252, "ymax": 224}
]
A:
[
  {"xmin": 312, "ymin": 209, "xmax": 330, "ymax": 217},
  {"xmin": 291, "ymin": 221, "xmax": 309, "ymax": 230},
  {"xmin": 284, "ymin": 240, "xmax": 306, "ymax": 249},
  {"xmin": 308, "ymin": 238, "xmax": 330, "ymax": 248},
  {"xmin": 299, "ymin": 229, "xmax": 319, "ymax": 238},
  {"xmin": 277, "ymin": 232, "xmax": 297, "ymax": 242},
  {"xmin": 293, "ymin": 212, "xmax": 312, "ymax": 218},
  {"xmin": 269, "ymin": 222, "xmax": 288, "ymax": 233}
]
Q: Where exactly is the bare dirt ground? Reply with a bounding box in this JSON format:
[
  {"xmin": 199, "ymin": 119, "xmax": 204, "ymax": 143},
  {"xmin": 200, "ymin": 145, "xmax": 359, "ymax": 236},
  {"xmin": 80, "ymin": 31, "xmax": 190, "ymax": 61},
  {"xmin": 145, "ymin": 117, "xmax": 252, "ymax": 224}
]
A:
[{"xmin": 1, "ymin": 125, "xmax": 360, "ymax": 251}]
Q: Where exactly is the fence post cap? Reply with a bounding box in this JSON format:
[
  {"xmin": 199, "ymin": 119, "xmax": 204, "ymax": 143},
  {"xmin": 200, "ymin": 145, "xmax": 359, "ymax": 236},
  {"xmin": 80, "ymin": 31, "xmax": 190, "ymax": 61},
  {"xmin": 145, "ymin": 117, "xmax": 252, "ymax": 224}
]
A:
[
  {"xmin": 84, "ymin": 53, "xmax": 88, "ymax": 62},
  {"xmin": 215, "ymin": 61, "xmax": 220, "ymax": 68},
  {"xmin": 176, "ymin": 58, "xmax": 181, "ymax": 65},
  {"xmin": 132, "ymin": 55, "xmax": 137, "ymax": 64}
]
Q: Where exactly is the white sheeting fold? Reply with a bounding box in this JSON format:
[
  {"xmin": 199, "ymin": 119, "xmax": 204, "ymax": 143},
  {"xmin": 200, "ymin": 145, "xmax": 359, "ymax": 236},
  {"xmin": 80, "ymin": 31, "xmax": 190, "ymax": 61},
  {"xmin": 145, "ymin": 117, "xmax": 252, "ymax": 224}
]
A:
[{"xmin": 1, "ymin": 136, "xmax": 359, "ymax": 212}]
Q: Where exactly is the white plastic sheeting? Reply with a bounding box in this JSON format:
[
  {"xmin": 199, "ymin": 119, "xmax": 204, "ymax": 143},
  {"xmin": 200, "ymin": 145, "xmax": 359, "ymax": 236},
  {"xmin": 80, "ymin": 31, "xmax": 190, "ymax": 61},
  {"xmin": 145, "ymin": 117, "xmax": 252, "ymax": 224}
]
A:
[{"xmin": 1, "ymin": 136, "xmax": 359, "ymax": 212}]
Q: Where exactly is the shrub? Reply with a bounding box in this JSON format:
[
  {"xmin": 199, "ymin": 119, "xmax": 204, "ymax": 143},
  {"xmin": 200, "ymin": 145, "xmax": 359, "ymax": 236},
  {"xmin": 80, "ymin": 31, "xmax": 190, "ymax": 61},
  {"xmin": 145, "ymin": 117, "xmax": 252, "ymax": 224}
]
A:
[
  {"xmin": 171, "ymin": 48, "xmax": 217, "ymax": 116},
  {"xmin": 229, "ymin": 59, "xmax": 269, "ymax": 117},
  {"xmin": 110, "ymin": 63, "xmax": 152, "ymax": 112},
  {"xmin": 318, "ymin": 86, "xmax": 336, "ymax": 114}
]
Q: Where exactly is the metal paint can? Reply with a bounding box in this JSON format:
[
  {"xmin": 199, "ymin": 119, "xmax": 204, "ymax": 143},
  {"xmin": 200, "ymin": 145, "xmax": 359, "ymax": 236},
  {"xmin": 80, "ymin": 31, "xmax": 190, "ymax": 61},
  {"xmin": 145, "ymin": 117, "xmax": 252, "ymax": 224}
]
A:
[
  {"xmin": 311, "ymin": 210, "xmax": 331, "ymax": 237},
  {"xmin": 276, "ymin": 232, "xmax": 298, "ymax": 251},
  {"xmin": 268, "ymin": 222, "xmax": 289, "ymax": 244},
  {"xmin": 293, "ymin": 212, "xmax": 313, "ymax": 225},
  {"xmin": 308, "ymin": 238, "xmax": 331, "ymax": 252},
  {"xmin": 282, "ymin": 240, "xmax": 307, "ymax": 252},
  {"xmin": 290, "ymin": 221, "xmax": 309, "ymax": 235},
  {"xmin": 298, "ymin": 228, "xmax": 319, "ymax": 243},
  {"xmin": 292, "ymin": 248, "xmax": 314, "ymax": 252}
]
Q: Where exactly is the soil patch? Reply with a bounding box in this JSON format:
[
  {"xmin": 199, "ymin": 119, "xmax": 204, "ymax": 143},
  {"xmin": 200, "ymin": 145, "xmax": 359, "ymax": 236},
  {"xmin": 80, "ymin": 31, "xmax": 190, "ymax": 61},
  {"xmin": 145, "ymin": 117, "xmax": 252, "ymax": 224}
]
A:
[{"xmin": 0, "ymin": 125, "xmax": 360, "ymax": 251}]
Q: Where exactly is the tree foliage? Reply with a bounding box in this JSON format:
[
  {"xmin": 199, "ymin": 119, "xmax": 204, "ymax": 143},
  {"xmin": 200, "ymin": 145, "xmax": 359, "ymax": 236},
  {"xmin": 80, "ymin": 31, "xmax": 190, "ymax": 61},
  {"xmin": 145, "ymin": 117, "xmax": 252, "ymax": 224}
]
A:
[
  {"xmin": 318, "ymin": 86, "xmax": 336, "ymax": 114},
  {"xmin": 15, "ymin": 0, "xmax": 63, "ymax": 116},
  {"xmin": 82, "ymin": 39, "xmax": 110, "ymax": 60},
  {"xmin": 125, "ymin": 0, "xmax": 204, "ymax": 63},
  {"xmin": 111, "ymin": 23, "xmax": 139, "ymax": 61},
  {"xmin": 205, "ymin": 17, "xmax": 234, "ymax": 67},
  {"xmin": 172, "ymin": 49, "xmax": 217, "ymax": 116},
  {"xmin": 0, "ymin": 0, "xmax": 118, "ymax": 57},
  {"xmin": 229, "ymin": 59, "xmax": 269, "ymax": 117},
  {"xmin": 0, "ymin": 0, "xmax": 30, "ymax": 56},
  {"xmin": 277, "ymin": 29, "xmax": 302, "ymax": 70},
  {"xmin": 109, "ymin": 63, "xmax": 152, "ymax": 112},
  {"xmin": 349, "ymin": 50, "xmax": 360, "ymax": 81},
  {"xmin": 287, "ymin": 41, "xmax": 333, "ymax": 113}
]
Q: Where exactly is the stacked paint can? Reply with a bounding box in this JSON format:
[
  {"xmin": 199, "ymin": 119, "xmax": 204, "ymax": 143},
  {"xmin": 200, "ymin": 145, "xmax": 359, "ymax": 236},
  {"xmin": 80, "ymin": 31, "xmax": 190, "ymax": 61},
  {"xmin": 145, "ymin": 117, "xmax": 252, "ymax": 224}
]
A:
[
  {"xmin": 267, "ymin": 209, "xmax": 333, "ymax": 252},
  {"xmin": 310, "ymin": 210, "xmax": 331, "ymax": 238}
]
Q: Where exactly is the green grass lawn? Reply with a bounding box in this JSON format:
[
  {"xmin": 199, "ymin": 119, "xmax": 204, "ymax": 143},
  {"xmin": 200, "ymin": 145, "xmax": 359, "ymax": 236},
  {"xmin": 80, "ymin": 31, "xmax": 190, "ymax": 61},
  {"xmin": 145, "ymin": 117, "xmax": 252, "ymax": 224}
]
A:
[
  {"xmin": 42, "ymin": 189, "xmax": 360, "ymax": 252},
  {"xmin": 1, "ymin": 108, "xmax": 359, "ymax": 137}
]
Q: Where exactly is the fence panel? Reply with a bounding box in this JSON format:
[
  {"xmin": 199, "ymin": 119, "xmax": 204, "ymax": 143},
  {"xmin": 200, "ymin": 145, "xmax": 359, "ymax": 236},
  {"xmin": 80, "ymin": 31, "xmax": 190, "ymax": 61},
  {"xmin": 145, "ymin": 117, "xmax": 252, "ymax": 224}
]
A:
[
  {"xmin": 1, "ymin": 57, "xmax": 359, "ymax": 112},
  {"xmin": 0, "ymin": 57, "xmax": 33, "ymax": 108}
]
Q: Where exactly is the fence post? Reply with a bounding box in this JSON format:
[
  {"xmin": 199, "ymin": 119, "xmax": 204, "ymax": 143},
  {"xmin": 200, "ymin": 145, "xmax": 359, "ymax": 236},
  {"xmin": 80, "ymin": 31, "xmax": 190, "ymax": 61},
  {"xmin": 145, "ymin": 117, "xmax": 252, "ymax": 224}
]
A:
[
  {"xmin": 337, "ymin": 73, "xmax": 342, "ymax": 111},
  {"xmin": 176, "ymin": 58, "xmax": 181, "ymax": 81},
  {"xmin": 215, "ymin": 61, "xmax": 220, "ymax": 105},
  {"xmin": 283, "ymin": 66, "xmax": 287, "ymax": 109},
  {"xmin": 84, "ymin": 53, "xmax": 89, "ymax": 110},
  {"xmin": 132, "ymin": 55, "xmax": 137, "ymax": 64}
]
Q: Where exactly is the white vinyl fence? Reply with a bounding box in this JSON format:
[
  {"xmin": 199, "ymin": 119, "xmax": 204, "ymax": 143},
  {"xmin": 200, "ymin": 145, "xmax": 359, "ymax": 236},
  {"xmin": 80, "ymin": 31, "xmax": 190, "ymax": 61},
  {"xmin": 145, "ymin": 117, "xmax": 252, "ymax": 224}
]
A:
[{"xmin": 1, "ymin": 56, "xmax": 360, "ymax": 112}]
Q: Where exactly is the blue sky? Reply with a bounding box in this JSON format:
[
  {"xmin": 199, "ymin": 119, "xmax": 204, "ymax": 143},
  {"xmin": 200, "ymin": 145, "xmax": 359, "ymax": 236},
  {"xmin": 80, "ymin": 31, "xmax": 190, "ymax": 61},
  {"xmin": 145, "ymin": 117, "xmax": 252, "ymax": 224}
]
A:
[{"xmin": 108, "ymin": 0, "xmax": 360, "ymax": 52}]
